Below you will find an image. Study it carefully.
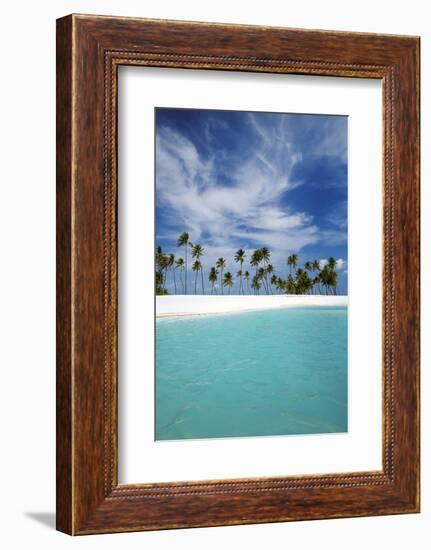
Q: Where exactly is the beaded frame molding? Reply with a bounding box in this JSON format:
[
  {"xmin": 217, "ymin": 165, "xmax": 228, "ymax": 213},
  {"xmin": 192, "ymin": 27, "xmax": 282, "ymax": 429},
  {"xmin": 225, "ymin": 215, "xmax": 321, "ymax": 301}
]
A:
[{"xmin": 56, "ymin": 14, "xmax": 420, "ymax": 535}]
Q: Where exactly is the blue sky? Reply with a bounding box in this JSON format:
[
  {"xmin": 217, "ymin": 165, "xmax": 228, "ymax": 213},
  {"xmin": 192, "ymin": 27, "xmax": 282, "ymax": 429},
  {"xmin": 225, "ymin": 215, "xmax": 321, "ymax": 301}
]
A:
[{"xmin": 155, "ymin": 108, "xmax": 348, "ymax": 294}]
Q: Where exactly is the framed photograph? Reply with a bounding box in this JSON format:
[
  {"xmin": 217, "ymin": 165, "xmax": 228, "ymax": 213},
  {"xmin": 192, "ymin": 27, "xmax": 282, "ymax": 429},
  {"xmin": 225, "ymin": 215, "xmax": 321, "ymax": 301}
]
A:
[{"xmin": 56, "ymin": 14, "xmax": 420, "ymax": 535}]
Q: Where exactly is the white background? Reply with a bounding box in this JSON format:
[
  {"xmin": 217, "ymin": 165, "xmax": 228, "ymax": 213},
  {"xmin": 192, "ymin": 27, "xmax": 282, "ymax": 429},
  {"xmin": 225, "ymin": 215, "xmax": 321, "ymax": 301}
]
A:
[
  {"xmin": 0, "ymin": 1, "xmax": 428, "ymax": 548},
  {"xmin": 119, "ymin": 67, "xmax": 382, "ymax": 483}
]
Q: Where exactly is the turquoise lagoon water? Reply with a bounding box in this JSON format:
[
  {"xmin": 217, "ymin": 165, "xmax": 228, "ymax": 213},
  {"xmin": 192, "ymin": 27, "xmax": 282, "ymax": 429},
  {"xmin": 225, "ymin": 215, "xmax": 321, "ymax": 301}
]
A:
[{"xmin": 155, "ymin": 306, "xmax": 347, "ymax": 441}]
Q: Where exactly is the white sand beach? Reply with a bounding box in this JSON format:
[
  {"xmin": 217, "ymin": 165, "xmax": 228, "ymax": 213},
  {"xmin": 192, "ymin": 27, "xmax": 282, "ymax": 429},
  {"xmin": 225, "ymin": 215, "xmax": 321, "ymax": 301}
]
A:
[{"xmin": 156, "ymin": 295, "xmax": 348, "ymax": 318}]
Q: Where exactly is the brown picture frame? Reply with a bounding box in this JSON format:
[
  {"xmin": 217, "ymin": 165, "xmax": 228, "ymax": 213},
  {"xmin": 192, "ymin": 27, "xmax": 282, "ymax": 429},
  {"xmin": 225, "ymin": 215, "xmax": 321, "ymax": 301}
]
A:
[{"xmin": 56, "ymin": 14, "xmax": 420, "ymax": 535}]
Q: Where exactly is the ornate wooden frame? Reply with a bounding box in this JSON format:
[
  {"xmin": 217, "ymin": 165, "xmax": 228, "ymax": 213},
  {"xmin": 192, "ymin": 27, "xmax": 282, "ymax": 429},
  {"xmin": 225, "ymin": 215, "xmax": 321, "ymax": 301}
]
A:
[{"xmin": 56, "ymin": 14, "xmax": 420, "ymax": 534}]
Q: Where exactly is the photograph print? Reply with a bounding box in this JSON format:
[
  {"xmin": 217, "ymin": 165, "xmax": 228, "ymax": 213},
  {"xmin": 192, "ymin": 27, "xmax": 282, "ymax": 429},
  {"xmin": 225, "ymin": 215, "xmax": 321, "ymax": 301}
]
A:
[{"xmin": 154, "ymin": 107, "xmax": 348, "ymax": 441}]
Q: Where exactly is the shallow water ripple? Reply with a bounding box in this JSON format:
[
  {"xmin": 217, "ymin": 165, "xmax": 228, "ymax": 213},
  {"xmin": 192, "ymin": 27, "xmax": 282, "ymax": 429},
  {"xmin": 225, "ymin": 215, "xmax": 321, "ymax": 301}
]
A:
[{"xmin": 156, "ymin": 306, "xmax": 347, "ymax": 440}]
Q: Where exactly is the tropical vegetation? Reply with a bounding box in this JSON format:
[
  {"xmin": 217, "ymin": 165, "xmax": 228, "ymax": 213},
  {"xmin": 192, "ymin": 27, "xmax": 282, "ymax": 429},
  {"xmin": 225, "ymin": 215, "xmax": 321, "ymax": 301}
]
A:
[{"xmin": 155, "ymin": 233, "xmax": 341, "ymax": 296}]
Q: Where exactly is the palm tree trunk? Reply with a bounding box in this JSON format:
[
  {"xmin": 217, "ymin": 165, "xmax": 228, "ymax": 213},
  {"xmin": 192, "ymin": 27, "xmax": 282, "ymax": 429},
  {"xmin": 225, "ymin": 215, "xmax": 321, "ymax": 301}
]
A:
[
  {"xmin": 264, "ymin": 262, "xmax": 269, "ymax": 295},
  {"xmin": 201, "ymin": 268, "xmax": 205, "ymax": 295},
  {"xmin": 221, "ymin": 268, "xmax": 224, "ymax": 295},
  {"xmin": 163, "ymin": 268, "xmax": 168, "ymax": 291},
  {"xmin": 194, "ymin": 272, "xmax": 197, "ymax": 295},
  {"xmin": 173, "ymin": 268, "xmax": 177, "ymax": 294},
  {"xmin": 184, "ymin": 247, "xmax": 187, "ymax": 295}
]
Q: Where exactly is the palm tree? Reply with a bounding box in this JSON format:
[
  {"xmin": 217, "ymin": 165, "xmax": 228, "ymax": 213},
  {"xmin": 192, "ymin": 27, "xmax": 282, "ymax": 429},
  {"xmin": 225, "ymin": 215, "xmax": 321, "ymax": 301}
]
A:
[
  {"xmin": 157, "ymin": 234, "xmax": 344, "ymax": 296},
  {"xmin": 155, "ymin": 246, "xmax": 166, "ymax": 293},
  {"xmin": 155, "ymin": 271, "xmax": 164, "ymax": 294},
  {"xmin": 177, "ymin": 232, "xmax": 190, "ymax": 294},
  {"xmin": 331, "ymin": 269, "xmax": 338, "ymax": 295},
  {"xmin": 303, "ymin": 261, "xmax": 313, "ymax": 293},
  {"xmin": 251, "ymin": 274, "xmax": 261, "ymax": 295},
  {"xmin": 328, "ymin": 256, "xmax": 337, "ymax": 270},
  {"xmin": 174, "ymin": 257, "xmax": 185, "ymax": 293},
  {"xmin": 236, "ymin": 270, "xmax": 243, "ymax": 293},
  {"xmin": 223, "ymin": 272, "xmax": 234, "ymax": 295},
  {"xmin": 257, "ymin": 267, "xmax": 268, "ymax": 294},
  {"xmin": 169, "ymin": 254, "xmax": 177, "ymax": 294},
  {"xmin": 270, "ymin": 274, "xmax": 278, "ymax": 293},
  {"xmin": 287, "ymin": 254, "xmax": 299, "ymax": 276},
  {"xmin": 164, "ymin": 253, "xmax": 174, "ymax": 292},
  {"xmin": 260, "ymin": 247, "xmax": 271, "ymax": 293},
  {"xmin": 320, "ymin": 265, "xmax": 331, "ymax": 295},
  {"xmin": 295, "ymin": 268, "xmax": 305, "ymax": 294},
  {"xmin": 234, "ymin": 249, "xmax": 246, "ymax": 294},
  {"xmin": 295, "ymin": 268, "xmax": 313, "ymax": 294},
  {"xmin": 327, "ymin": 257, "xmax": 338, "ymax": 295},
  {"xmin": 155, "ymin": 246, "xmax": 166, "ymax": 295},
  {"xmin": 276, "ymin": 277, "xmax": 285, "ymax": 293},
  {"xmin": 304, "ymin": 261, "xmax": 313, "ymax": 273},
  {"xmin": 318, "ymin": 257, "xmax": 338, "ymax": 295},
  {"xmin": 312, "ymin": 259, "xmax": 321, "ymax": 294},
  {"xmin": 158, "ymin": 253, "xmax": 170, "ymax": 292},
  {"xmin": 250, "ymin": 249, "xmax": 263, "ymax": 280},
  {"xmin": 155, "ymin": 245, "xmax": 163, "ymax": 260},
  {"xmin": 191, "ymin": 243, "xmax": 205, "ymax": 294},
  {"xmin": 192, "ymin": 260, "xmax": 202, "ymax": 295},
  {"xmin": 266, "ymin": 263, "xmax": 274, "ymax": 294},
  {"xmin": 208, "ymin": 266, "xmax": 218, "ymax": 295},
  {"xmin": 313, "ymin": 276, "xmax": 320, "ymax": 295},
  {"xmin": 215, "ymin": 258, "xmax": 227, "ymax": 295},
  {"xmin": 244, "ymin": 270, "xmax": 251, "ymax": 294},
  {"xmin": 286, "ymin": 274, "xmax": 295, "ymax": 294},
  {"xmin": 261, "ymin": 247, "xmax": 270, "ymax": 262}
]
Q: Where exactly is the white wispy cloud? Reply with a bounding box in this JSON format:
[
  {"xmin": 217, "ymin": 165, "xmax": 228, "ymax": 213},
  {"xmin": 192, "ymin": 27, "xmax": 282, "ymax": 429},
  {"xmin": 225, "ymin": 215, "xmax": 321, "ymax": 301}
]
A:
[
  {"xmin": 156, "ymin": 118, "xmax": 324, "ymax": 269},
  {"xmin": 326, "ymin": 200, "xmax": 348, "ymax": 229},
  {"xmin": 156, "ymin": 112, "xmax": 348, "ymax": 292},
  {"xmin": 315, "ymin": 118, "xmax": 348, "ymax": 161},
  {"xmin": 319, "ymin": 258, "xmax": 347, "ymax": 270}
]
